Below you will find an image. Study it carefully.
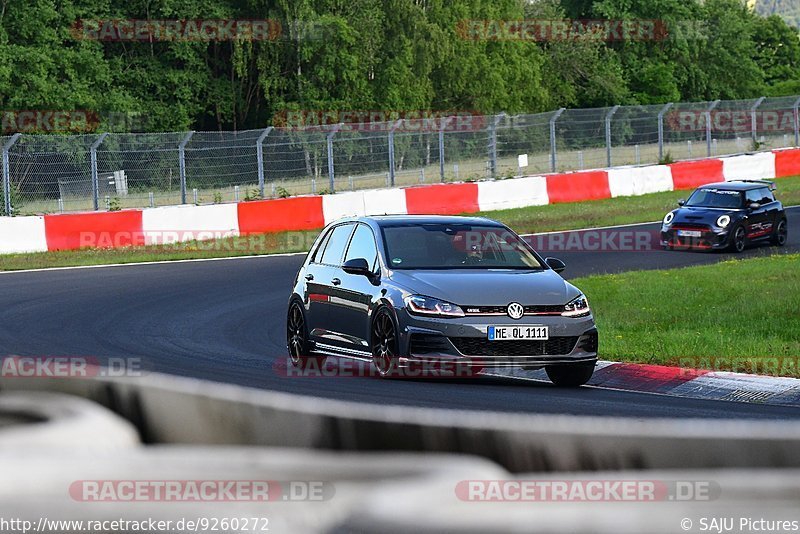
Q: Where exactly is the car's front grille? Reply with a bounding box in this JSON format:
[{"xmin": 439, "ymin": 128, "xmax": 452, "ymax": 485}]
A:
[
  {"xmin": 449, "ymin": 337, "xmax": 579, "ymax": 357},
  {"xmin": 463, "ymin": 304, "xmax": 564, "ymax": 316}
]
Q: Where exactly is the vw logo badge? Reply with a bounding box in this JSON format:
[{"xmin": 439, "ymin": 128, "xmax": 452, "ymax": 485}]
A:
[{"xmin": 507, "ymin": 302, "xmax": 524, "ymax": 320}]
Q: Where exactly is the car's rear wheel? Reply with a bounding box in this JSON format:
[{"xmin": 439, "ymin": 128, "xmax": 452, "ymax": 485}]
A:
[
  {"xmin": 287, "ymin": 301, "xmax": 326, "ymax": 370},
  {"xmin": 772, "ymin": 219, "xmax": 788, "ymax": 246},
  {"xmin": 730, "ymin": 225, "xmax": 746, "ymax": 253},
  {"xmin": 546, "ymin": 362, "xmax": 596, "ymax": 387},
  {"xmin": 372, "ymin": 307, "xmax": 400, "ymax": 378}
]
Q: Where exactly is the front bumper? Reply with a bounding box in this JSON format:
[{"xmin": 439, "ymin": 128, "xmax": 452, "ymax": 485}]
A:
[
  {"xmin": 660, "ymin": 224, "xmax": 730, "ymax": 250},
  {"xmin": 396, "ymin": 308, "xmax": 598, "ymax": 369}
]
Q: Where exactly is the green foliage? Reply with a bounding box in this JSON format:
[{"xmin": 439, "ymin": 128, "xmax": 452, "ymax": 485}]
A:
[
  {"xmin": 244, "ymin": 188, "xmax": 262, "ymax": 201},
  {"xmin": 107, "ymin": 197, "xmax": 121, "ymax": 212},
  {"xmin": 0, "ymin": 0, "xmax": 798, "ymax": 135},
  {"xmin": 659, "ymin": 151, "xmax": 675, "ymax": 165},
  {"xmin": 275, "ymin": 186, "xmax": 291, "ymax": 199}
]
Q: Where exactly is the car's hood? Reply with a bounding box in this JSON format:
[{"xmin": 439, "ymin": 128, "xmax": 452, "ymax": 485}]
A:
[
  {"xmin": 389, "ymin": 269, "xmax": 580, "ymax": 306},
  {"xmin": 673, "ymin": 206, "xmax": 741, "ymax": 224}
]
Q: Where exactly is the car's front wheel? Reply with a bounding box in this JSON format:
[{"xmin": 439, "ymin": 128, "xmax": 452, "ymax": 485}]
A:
[
  {"xmin": 729, "ymin": 225, "xmax": 746, "ymax": 253},
  {"xmin": 771, "ymin": 219, "xmax": 788, "ymax": 246},
  {"xmin": 287, "ymin": 301, "xmax": 326, "ymax": 370},
  {"xmin": 371, "ymin": 307, "xmax": 400, "ymax": 378},
  {"xmin": 546, "ymin": 362, "xmax": 596, "ymax": 387}
]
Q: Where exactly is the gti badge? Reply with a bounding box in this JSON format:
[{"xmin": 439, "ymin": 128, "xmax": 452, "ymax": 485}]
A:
[{"xmin": 507, "ymin": 302, "xmax": 524, "ymax": 320}]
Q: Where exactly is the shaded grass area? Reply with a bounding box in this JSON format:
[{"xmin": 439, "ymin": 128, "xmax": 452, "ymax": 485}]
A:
[
  {"xmin": 1, "ymin": 175, "xmax": 799, "ymax": 271},
  {"xmin": 573, "ymin": 254, "xmax": 800, "ymax": 376}
]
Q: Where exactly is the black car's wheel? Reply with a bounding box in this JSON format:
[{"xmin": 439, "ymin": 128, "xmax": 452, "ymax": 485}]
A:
[
  {"xmin": 371, "ymin": 307, "xmax": 400, "ymax": 378},
  {"xmin": 287, "ymin": 302, "xmax": 326, "ymax": 370},
  {"xmin": 771, "ymin": 219, "xmax": 788, "ymax": 246},
  {"xmin": 730, "ymin": 225, "xmax": 746, "ymax": 253},
  {"xmin": 546, "ymin": 362, "xmax": 596, "ymax": 387}
]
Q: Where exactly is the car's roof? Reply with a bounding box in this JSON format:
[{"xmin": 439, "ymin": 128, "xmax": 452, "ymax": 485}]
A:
[
  {"xmin": 352, "ymin": 215, "xmax": 502, "ymax": 227},
  {"xmin": 697, "ymin": 181, "xmax": 770, "ymax": 191}
]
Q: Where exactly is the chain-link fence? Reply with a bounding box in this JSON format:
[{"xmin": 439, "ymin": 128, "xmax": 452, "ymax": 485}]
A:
[{"xmin": 3, "ymin": 95, "xmax": 800, "ymax": 216}]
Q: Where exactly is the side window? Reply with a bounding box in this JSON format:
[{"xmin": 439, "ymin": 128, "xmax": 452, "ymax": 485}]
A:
[
  {"xmin": 310, "ymin": 229, "xmax": 333, "ymax": 264},
  {"xmin": 344, "ymin": 224, "xmax": 379, "ymax": 271},
  {"xmin": 759, "ymin": 187, "xmax": 775, "ymax": 205},
  {"xmin": 745, "ymin": 189, "xmax": 761, "ymax": 206},
  {"xmin": 319, "ymin": 224, "xmax": 355, "ymax": 266}
]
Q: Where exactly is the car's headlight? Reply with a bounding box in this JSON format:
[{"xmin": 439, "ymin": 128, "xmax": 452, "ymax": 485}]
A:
[
  {"xmin": 716, "ymin": 215, "xmax": 731, "ymax": 228},
  {"xmin": 663, "ymin": 212, "xmax": 675, "ymax": 225},
  {"xmin": 404, "ymin": 295, "xmax": 465, "ymax": 318},
  {"xmin": 562, "ymin": 295, "xmax": 590, "ymax": 318}
]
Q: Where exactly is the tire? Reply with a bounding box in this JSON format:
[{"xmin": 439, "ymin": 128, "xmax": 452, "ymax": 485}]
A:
[
  {"xmin": 771, "ymin": 219, "xmax": 788, "ymax": 246},
  {"xmin": 287, "ymin": 301, "xmax": 326, "ymax": 370},
  {"xmin": 371, "ymin": 307, "xmax": 401, "ymax": 378},
  {"xmin": 729, "ymin": 225, "xmax": 746, "ymax": 253},
  {"xmin": 545, "ymin": 361, "xmax": 596, "ymax": 387}
]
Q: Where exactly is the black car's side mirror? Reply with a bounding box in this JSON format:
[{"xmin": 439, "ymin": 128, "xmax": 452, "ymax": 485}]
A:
[
  {"xmin": 677, "ymin": 199, "xmax": 686, "ymax": 207},
  {"xmin": 545, "ymin": 257, "xmax": 566, "ymax": 273},
  {"xmin": 748, "ymin": 202, "xmax": 761, "ymax": 211},
  {"xmin": 342, "ymin": 258, "xmax": 371, "ymax": 276}
]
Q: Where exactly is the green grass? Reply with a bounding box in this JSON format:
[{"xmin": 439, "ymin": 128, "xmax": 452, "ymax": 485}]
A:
[
  {"xmin": 573, "ymin": 254, "xmax": 800, "ymax": 376},
  {"xmin": 2, "ymin": 175, "xmax": 799, "ymax": 271}
]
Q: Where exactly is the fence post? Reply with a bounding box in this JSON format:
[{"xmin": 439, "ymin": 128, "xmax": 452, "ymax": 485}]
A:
[
  {"xmin": 549, "ymin": 108, "xmax": 566, "ymax": 172},
  {"xmin": 388, "ymin": 119, "xmax": 403, "ymax": 187},
  {"xmin": 793, "ymin": 97, "xmax": 800, "ymax": 147},
  {"xmin": 178, "ymin": 131, "xmax": 195, "ymax": 204},
  {"xmin": 2, "ymin": 133, "xmax": 21, "ymax": 216},
  {"xmin": 657, "ymin": 102, "xmax": 674, "ymax": 162},
  {"xmin": 705, "ymin": 100, "xmax": 720, "ymax": 157},
  {"xmin": 750, "ymin": 97, "xmax": 766, "ymax": 146},
  {"xmin": 605, "ymin": 105, "xmax": 620, "ymax": 167},
  {"xmin": 439, "ymin": 117, "xmax": 449, "ymax": 182},
  {"xmin": 488, "ymin": 113, "xmax": 505, "ymax": 179},
  {"xmin": 256, "ymin": 127, "xmax": 274, "ymax": 198},
  {"xmin": 90, "ymin": 133, "xmax": 109, "ymax": 211},
  {"xmin": 326, "ymin": 124, "xmax": 342, "ymax": 193}
]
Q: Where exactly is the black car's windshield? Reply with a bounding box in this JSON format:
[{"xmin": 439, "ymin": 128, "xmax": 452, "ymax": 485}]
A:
[
  {"xmin": 381, "ymin": 223, "xmax": 543, "ymax": 270},
  {"xmin": 685, "ymin": 188, "xmax": 744, "ymax": 208}
]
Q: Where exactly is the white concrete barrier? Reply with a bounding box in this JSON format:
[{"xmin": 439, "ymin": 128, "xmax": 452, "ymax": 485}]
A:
[
  {"xmin": 477, "ymin": 176, "xmax": 549, "ymax": 211},
  {"xmin": 363, "ymin": 188, "xmax": 407, "ymax": 216},
  {"xmin": 607, "ymin": 165, "xmax": 674, "ymax": 198},
  {"xmin": 322, "ymin": 191, "xmax": 365, "ymax": 223},
  {"xmin": 0, "ymin": 215, "xmax": 47, "ymax": 254},
  {"xmin": 0, "ymin": 392, "xmax": 139, "ymax": 450},
  {"xmin": 722, "ymin": 152, "xmax": 777, "ymax": 182},
  {"xmin": 4, "ymin": 372, "xmax": 800, "ymax": 473},
  {"xmin": 142, "ymin": 204, "xmax": 239, "ymax": 245}
]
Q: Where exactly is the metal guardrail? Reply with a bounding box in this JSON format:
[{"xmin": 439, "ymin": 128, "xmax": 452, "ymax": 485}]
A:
[{"xmin": 3, "ymin": 95, "xmax": 800, "ymax": 215}]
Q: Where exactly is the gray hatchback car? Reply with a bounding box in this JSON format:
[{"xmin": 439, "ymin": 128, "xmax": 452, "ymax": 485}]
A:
[{"xmin": 287, "ymin": 215, "xmax": 598, "ymax": 386}]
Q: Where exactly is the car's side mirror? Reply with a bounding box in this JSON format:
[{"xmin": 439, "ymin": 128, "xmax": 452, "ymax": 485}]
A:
[
  {"xmin": 748, "ymin": 202, "xmax": 761, "ymax": 211},
  {"xmin": 545, "ymin": 257, "xmax": 566, "ymax": 273},
  {"xmin": 342, "ymin": 258, "xmax": 371, "ymax": 276},
  {"xmin": 677, "ymin": 199, "xmax": 686, "ymax": 207}
]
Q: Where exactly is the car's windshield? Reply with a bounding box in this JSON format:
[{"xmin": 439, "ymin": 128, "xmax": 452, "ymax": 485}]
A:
[
  {"xmin": 381, "ymin": 223, "xmax": 543, "ymax": 270},
  {"xmin": 685, "ymin": 188, "xmax": 744, "ymax": 208}
]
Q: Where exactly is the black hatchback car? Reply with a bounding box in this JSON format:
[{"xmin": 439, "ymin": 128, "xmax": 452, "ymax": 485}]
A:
[
  {"xmin": 287, "ymin": 216, "xmax": 598, "ymax": 386},
  {"xmin": 660, "ymin": 180, "xmax": 788, "ymax": 252}
]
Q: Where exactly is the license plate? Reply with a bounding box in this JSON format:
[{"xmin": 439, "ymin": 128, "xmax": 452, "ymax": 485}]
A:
[
  {"xmin": 488, "ymin": 326, "xmax": 549, "ymax": 341},
  {"xmin": 677, "ymin": 230, "xmax": 702, "ymax": 238}
]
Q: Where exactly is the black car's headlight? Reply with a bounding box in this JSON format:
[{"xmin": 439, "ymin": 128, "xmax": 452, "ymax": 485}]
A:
[
  {"xmin": 562, "ymin": 295, "xmax": 591, "ymax": 318},
  {"xmin": 404, "ymin": 295, "xmax": 465, "ymax": 318},
  {"xmin": 663, "ymin": 211, "xmax": 675, "ymax": 225},
  {"xmin": 716, "ymin": 215, "xmax": 731, "ymax": 228}
]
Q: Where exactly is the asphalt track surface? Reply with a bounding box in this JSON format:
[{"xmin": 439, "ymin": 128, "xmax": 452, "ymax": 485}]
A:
[{"xmin": 1, "ymin": 207, "xmax": 799, "ymax": 419}]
